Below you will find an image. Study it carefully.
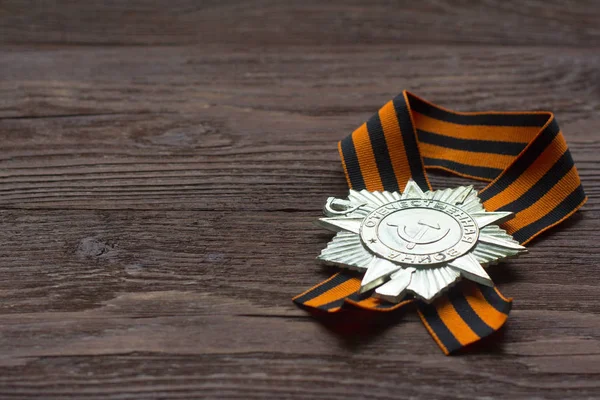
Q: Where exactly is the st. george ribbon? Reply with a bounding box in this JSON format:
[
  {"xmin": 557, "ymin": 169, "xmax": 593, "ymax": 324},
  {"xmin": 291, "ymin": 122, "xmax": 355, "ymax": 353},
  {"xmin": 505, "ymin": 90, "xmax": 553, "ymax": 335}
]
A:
[{"xmin": 293, "ymin": 91, "xmax": 586, "ymax": 355}]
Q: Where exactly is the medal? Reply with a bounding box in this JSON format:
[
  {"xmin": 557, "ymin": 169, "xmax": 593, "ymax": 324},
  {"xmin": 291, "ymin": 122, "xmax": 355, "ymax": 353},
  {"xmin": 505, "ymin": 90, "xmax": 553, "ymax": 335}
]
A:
[
  {"xmin": 294, "ymin": 91, "xmax": 586, "ymax": 355},
  {"xmin": 317, "ymin": 180, "xmax": 526, "ymax": 303}
]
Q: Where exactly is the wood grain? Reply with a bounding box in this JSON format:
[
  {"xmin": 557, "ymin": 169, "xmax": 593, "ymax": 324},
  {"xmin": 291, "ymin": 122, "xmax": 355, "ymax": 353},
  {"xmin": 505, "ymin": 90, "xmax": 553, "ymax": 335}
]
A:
[
  {"xmin": 0, "ymin": 1, "xmax": 599, "ymax": 399},
  {"xmin": 1, "ymin": 0, "xmax": 600, "ymax": 47}
]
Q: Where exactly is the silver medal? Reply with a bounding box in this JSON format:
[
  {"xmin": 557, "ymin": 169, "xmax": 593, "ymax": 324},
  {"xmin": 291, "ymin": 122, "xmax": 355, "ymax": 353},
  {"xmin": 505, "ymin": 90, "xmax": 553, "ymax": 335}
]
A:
[{"xmin": 316, "ymin": 179, "xmax": 526, "ymax": 303}]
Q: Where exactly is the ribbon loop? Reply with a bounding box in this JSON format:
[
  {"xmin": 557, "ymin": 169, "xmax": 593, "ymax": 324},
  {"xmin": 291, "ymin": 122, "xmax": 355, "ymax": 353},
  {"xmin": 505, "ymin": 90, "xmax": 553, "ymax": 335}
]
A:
[{"xmin": 295, "ymin": 91, "xmax": 586, "ymax": 354}]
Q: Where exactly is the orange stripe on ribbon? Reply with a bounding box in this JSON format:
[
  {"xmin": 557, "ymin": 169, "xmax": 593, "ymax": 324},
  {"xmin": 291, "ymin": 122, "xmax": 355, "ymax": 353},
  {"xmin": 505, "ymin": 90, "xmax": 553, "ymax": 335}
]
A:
[
  {"xmin": 412, "ymin": 111, "xmax": 542, "ymax": 143},
  {"xmin": 465, "ymin": 287, "xmax": 510, "ymax": 330},
  {"xmin": 379, "ymin": 100, "xmax": 413, "ymax": 190},
  {"xmin": 352, "ymin": 123, "xmax": 384, "ymax": 191},
  {"xmin": 304, "ymin": 276, "xmax": 361, "ymax": 309},
  {"xmin": 503, "ymin": 166, "xmax": 581, "ymax": 233},
  {"xmin": 435, "ymin": 301, "xmax": 480, "ymax": 346},
  {"xmin": 419, "ymin": 142, "xmax": 516, "ymax": 170},
  {"xmin": 484, "ymin": 134, "xmax": 569, "ymax": 211},
  {"xmin": 338, "ymin": 141, "xmax": 353, "ymax": 189}
]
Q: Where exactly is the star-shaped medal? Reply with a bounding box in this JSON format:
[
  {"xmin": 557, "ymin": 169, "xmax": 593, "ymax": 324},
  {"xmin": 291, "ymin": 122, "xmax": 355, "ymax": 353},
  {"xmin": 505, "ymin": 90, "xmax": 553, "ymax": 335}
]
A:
[{"xmin": 316, "ymin": 179, "xmax": 527, "ymax": 303}]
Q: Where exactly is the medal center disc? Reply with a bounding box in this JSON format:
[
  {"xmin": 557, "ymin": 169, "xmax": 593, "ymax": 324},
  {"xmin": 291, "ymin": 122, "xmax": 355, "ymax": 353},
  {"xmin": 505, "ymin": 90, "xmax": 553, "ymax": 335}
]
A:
[{"xmin": 359, "ymin": 199, "xmax": 479, "ymax": 266}]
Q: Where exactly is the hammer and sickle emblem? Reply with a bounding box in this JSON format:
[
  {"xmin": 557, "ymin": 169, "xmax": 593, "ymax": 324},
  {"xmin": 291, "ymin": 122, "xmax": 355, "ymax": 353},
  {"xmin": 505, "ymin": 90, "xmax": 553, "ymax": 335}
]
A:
[{"xmin": 389, "ymin": 220, "xmax": 450, "ymax": 250}]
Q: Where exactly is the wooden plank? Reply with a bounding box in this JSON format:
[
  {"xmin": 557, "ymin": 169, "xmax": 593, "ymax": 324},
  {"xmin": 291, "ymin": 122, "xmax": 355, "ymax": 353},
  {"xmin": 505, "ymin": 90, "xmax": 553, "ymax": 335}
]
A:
[
  {"xmin": 0, "ymin": 303, "xmax": 599, "ymax": 398},
  {"xmin": 1, "ymin": 0, "xmax": 600, "ymax": 47},
  {"xmin": 0, "ymin": 208, "xmax": 597, "ymax": 312},
  {"xmin": 2, "ymin": 45, "xmax": 600, "ymax": 119},
  {"xmin": 0, "ymin": 109, "xmax": 597, "ymax": 211},
  {"xmin": 0, "ymin": 45, "xmax": 598, "ymax": 212}
]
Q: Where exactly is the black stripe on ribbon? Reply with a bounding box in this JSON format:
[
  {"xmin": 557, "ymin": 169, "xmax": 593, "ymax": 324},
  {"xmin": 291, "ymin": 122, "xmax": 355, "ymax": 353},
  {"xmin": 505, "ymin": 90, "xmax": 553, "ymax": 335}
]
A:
[
  {"xmin": 293, "ymin": 272, "xmax": 354, "ymax": 305},
  {"xmin": 417, "ymin": 129, "xmax": 526, "ymax": 156},
  {"xmin": 408, "ymin": 94, "xmax": 549, "ymax": 127},
  {"xmin": 317, "ymin": 298, "xmax": 346, "ymax": 311},
  {"xmin": 393, "ymin": 94, "xmax": 429, "ymax": 190},
  {"xmin": 480, "ymin": 119, "xmax": 560, "ymax": 201},
  {"xmin": 418, "ymin": 303, "xmax": 462, "ymax": 353},
  {"xmin": 423, "ymin": 157, "xmax": 502, "ymax": 180},
  {"xmin": 345, "ymin": 291, "xmax": 372, "ymax": 303},
  {"xmin": 340, "ymin": 136, "xmax": 366, "ymax": 190},
  {"xmin": 449, "ymin": 291, "xmax": 495, "ymax": 338},
  {"xmin": 498, "ymin": 151, "xmax": 574, "ymax": 213},
  {"xmin": 366, "ymin": 113, "xmax": 399, "ymax": 192},
  {"xmin": 478, "ymin": 285, "xmax": 511, "ymax": 315},
  {"xmin": 320, "ymin": 290, "xmax": 372, "ymax": 311},
  {"xmin": 512, "ymin": 184, "xmax": 586, "ymax": 244}
]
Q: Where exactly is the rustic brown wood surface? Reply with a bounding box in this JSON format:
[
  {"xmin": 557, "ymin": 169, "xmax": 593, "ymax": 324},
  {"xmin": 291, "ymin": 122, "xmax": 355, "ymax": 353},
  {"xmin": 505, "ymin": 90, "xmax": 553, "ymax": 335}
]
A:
[{"xmin": 0, "ymin": 1, "xmax": 599, "ymax": 399}]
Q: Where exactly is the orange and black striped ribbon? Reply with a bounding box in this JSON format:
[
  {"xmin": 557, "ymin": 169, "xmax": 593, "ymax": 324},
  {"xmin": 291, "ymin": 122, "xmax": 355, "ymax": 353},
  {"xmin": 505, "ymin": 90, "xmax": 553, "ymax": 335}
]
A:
[{"xmin": 294, "ymin": 91, "xmax": 586, "ymax": 354}]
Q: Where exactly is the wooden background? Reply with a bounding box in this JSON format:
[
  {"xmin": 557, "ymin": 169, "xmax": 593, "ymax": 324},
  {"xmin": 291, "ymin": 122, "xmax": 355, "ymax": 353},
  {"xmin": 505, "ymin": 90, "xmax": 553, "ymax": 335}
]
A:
[{"xmin": 0, "ymin": 1, "xmax": 599, "ymax": 398}]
